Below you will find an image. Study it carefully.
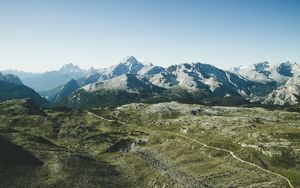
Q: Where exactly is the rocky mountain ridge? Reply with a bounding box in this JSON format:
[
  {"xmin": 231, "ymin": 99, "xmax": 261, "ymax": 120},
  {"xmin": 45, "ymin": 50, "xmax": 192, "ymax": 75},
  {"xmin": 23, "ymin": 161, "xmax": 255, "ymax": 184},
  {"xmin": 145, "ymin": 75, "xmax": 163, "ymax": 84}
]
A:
[{"xmin": 2, "ymin": 57, "xmax": 300, "ymax": 106}]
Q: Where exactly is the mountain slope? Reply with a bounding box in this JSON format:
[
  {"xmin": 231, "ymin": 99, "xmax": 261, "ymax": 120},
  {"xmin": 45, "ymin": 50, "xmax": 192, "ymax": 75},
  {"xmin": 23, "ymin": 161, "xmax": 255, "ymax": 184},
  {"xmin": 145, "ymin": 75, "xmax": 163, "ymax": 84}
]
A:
[
  {"xmin": 138, "ymin": 64, "xmax": 165, "ymax": 76},
  {"xmin": 3, "ymin": 57, "xmax": 300, "ymax": 106},
  {"xmin": 97, "ymin": 56, "xmax": 145, "ymax": 81},
  {"xmin": 108, "ymin": 56, "xmax": 145, "ymax": 77},
  {"xmin": 83, "ymin": 74, "xmax": 164, "ymax": 93},
  {"xmin": 0, "ymin": 72, "xmax": 23, "ymax": 85},
  {"xmin": 1, "ymin": 69, "xmax": 39, "ymax": 79},
  {"xmin": 264, "ymin": 75, "xmax": 300, "ymax": 105},
  {"xmin": 230, "ymin": 61, "xmax": 300, "ymax": 85},
  {"xmin": 64, "ymin": 73, "xmax": 217, "ymax": 108},
  {"xmin": 64, "ymin": 74, "xmax": 166, "ymax": 108},
  {"xmin": 0, "ymin": 80, "xmax": 48, "ymax": 106},
  {"xmin": 148, "ymin": 63, "xmax": 252, "ymax": 96},
  {"xmin": 77, "ymin": 72, "xmax": 103, "ymax": 87},
  {"xmin": 40, "ymin": 79, "xmax": 80, "ymax": 103},
  {"xmin": 55, "ymin": 58, "xmax": 269, "ymax": 107},
  {"xmin": 0, "ymin": 99, "xmax": 127, "ymax": 188}
]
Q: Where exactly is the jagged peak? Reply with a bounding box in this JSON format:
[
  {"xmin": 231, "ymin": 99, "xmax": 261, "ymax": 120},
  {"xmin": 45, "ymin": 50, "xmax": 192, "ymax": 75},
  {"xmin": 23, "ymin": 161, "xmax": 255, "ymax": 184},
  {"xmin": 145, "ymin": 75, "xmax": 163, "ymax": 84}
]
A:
[
  {"xmin": 168, "ymin": 62, "xmax": 221, "ymax": 72},
  {"xmin": 119, "ymin": 56, "xmax": 154, "ymax": 66},
  {"xmin": 255, "ymin": 61, "xmax": 269, "ymax": 65},
  {"xmin": 120, "ymin": 56, "xmax": 139, "ymax": 64},
  {"xmin": 104, "ymin": 56, "xmax": 145, "ymax": 77},
  {"xmin": 253, "ymin": 61, "xmax": 270, "ymax": 72},
  {"xmin": 59, "ymin": 63, "xmax": 82, "ymax": 73}
]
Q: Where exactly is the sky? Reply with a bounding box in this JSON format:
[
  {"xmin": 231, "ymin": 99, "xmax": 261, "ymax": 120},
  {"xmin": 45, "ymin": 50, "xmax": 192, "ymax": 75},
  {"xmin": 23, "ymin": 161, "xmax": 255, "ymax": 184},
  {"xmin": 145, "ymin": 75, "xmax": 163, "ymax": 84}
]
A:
[{"xmin": 0, "ymin": 0, "xmax": 299, "ymax": 72}]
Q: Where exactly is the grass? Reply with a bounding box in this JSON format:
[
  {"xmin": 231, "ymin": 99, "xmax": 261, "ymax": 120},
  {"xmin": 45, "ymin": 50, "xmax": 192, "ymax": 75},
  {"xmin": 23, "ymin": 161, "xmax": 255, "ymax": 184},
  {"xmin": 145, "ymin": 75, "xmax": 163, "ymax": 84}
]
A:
[{"xmin": 0, "ymin": 99, "xmax": 299, "ymax": 187}]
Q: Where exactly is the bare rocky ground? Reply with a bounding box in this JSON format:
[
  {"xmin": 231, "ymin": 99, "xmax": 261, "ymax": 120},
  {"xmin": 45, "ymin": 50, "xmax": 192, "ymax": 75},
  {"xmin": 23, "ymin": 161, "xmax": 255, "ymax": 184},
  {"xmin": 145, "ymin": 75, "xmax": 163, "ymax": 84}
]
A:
[{"xmin": 1, "ymin": 99, "xmax": 299, "ymax": 187}]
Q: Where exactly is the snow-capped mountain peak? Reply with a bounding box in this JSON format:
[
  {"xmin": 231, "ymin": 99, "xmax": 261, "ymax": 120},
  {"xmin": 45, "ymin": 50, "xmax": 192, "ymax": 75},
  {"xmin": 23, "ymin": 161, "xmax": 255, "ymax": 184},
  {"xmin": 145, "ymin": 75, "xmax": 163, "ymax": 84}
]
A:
[
  {"xmin": 99, "ymin": 56, "xmax": 145, "ymax": 80},
  {"xmin": 254, "ymin": 61, "xmax": 270, "ymax": 72},
  {"xmin": 120, "ymin": 56, "xmax": 139, "ymax": 64}
]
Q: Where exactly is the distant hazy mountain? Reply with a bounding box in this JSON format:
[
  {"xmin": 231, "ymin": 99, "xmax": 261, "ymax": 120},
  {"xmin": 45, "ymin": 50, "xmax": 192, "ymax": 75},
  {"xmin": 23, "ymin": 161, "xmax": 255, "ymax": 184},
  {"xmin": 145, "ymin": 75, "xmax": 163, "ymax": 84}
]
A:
[
  {"xmin": 0, "ymin": 72, "xmax": 23, "ymax": 85},
  {"xmin": 1, "ymin": 69, "xmax": 40, "ymax": 79},
  {"xmin": 59, "ymin": 63, "xmax": 82, "ymax": 74},
  {"xmin": 18, "ymin": 63, "xmax": 84, "ymax": 92}
]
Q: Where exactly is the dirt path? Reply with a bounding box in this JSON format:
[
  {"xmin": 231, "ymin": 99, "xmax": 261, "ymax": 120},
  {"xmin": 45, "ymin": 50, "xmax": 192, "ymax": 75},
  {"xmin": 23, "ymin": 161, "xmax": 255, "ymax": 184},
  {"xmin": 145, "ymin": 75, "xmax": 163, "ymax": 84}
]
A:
[
  {"xmin": 87, "ymin": 111, "xmax": 294, "ymax": 188},
  {"xmin": 172, "ymin": 133, "xmax": 294, "ymax": 188}
]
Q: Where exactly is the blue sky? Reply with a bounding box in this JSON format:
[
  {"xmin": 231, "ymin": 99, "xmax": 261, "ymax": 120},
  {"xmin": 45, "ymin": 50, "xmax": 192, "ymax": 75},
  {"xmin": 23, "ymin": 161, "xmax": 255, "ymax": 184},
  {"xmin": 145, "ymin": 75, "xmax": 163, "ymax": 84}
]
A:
[{"xmin": 0, "ymin": 0, "xmax": 299, "ymax": 72}]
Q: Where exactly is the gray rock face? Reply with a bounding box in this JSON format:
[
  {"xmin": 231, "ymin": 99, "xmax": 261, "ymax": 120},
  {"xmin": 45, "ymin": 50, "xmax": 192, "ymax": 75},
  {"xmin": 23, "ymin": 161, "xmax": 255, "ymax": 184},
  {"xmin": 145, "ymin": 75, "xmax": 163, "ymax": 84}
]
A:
[
  {"xmin": 230, "ymin": 61, "xmax": 300, "ymax": 105},
  {"xmin": 264, "ymin": 75, "xmax": 300, "ymax": 105},
  {"xmin": 147, "ymin": 62, "xmax": 252, "ymax": 96},
  {"xmin": 138, "ymin": 65, "xmax": 165, "ymax": 76},
  {"xmin": 111, "ymin": 56, "xmax": 144, "ymax": 77},
  {"xmin": 98, "ymin": 56, "xmax": 145, "ymax": 81},
  {"xmin": 230, "ymin": 61, "xmax": 300, "ymax": 85},
  {"xmin": 83, "ymin": 74, "xmax": 164, "ymax": 93}
]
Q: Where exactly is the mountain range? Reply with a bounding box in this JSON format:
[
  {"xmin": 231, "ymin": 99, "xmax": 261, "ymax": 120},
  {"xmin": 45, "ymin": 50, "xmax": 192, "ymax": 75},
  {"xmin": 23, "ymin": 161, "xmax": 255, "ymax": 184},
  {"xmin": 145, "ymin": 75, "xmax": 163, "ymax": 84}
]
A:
[
  {"xmin": 1, "ymin": 56, "xmax": 300, "ymax": 107},
  {"xmin": 231, "ymin": 61, "xmax": 300, "ymax": 105},
  {"xmin": 2, "ymin": 63, "xmax": 85, "ymax": 91}
]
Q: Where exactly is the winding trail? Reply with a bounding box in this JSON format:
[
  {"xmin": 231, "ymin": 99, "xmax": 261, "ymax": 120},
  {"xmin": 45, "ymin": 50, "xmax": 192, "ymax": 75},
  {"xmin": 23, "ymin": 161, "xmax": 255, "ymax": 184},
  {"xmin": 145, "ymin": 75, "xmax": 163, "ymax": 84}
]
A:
[
  {"xmin": 87, "ymin": 111, "xmax": 121, "ymax": 123},
  {"xmin": 87, "ymin": 111, "xmax": 294, "ymax": 188},
  {"xmin": 172, "ymin": 133, "xmax": 294, "ymax": 188}
]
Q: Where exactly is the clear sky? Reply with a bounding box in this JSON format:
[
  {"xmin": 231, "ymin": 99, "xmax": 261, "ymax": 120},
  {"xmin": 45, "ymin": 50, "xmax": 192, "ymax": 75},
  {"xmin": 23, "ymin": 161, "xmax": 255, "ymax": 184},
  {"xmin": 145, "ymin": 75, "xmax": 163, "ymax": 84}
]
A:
[{"xmin": 0, "ymin": 0, "xmax": 299, "ymax": 72}]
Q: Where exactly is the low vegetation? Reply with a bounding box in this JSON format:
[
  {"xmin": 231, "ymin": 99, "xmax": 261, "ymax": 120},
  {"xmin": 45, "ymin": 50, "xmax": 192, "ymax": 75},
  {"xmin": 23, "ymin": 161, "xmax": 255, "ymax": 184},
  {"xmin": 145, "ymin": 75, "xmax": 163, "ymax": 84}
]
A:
[{"xmin": 0, "ymin": 99, "xmax": 299, "ymax": 187}]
